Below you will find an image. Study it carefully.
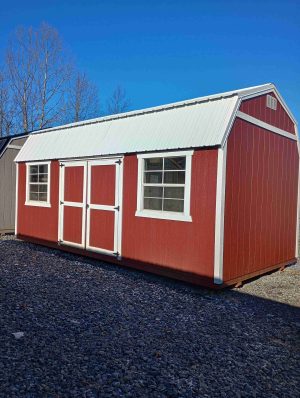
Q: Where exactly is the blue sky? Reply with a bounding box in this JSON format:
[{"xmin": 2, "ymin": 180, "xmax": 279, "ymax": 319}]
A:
[{"xmin": 1, "ymin": 0, "xmax": 299, "ymax": 121}]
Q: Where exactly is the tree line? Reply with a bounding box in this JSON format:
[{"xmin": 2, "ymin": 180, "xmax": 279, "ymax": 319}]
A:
[{"xmin": 0, "ymin": 23, "xmax": 130, "ymax": 137}]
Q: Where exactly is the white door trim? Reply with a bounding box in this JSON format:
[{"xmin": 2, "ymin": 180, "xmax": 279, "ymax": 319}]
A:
[
  {"xmin": 58, "ymin": 160, "xmax": 87, "ymax": 249},
  {"xmin": 86, "ymin": 157, "xmax": 123, "ymax": 257},
  {"xmin": 214, "ymin": 143, "xmax": 228, "ymax": 284}
]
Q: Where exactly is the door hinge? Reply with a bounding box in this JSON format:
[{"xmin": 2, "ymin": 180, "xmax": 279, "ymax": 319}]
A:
[
  {"xmin": 60, "ymin": 163, "xmax": 65, "ymax": 168},
  {"xmin": 60, "ymin": 201, "xmax": 64, "ymax": 205},
  {"xmin": 114, "ymin": 205, "xmax": 120, "ymax": 211},
  {"xmin": 113, "ymin": 251, "xmax": 120, "ymax": 257},
  {"xmin": 86, "ymin": 204, "xmax": 89, "ymax": 209},
  {"xmin": 115, "ymin": 159, "xmax": 122, "ymax": 165}
]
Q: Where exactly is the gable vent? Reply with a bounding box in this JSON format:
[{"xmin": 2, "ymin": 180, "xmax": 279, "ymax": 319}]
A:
[{"xmin": 266, "ymin": 94, "xmax": 277, "ymax": 110}]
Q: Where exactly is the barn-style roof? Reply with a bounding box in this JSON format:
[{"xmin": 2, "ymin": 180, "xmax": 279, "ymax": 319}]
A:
[
  {"xmin": 15, "ymin": 83, "xmax": 296, "ymax": 163},
  {"xmin": 0, "ymin": 132, "xmax": 28, "ymax": 158},
  {"xmin": 0, "ymin": 137, "xmax": 10, "ymax": 155}
]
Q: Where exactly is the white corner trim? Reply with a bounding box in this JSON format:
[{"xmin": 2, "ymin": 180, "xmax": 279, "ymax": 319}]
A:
[
  {"xmin": 15, "ymin": 163, "xmax": 19, "ymax": 235},
  {"xmin": 236, "ymin": 111, "xmax": 297, "ymax": 141},
  {"xmin": 214, "ymin": 143, "xmax": 227, "ymax": 284}
]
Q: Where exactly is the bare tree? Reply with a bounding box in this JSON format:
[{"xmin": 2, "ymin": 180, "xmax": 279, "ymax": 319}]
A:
[
  {"xmin": 6, "ymin": 23, "xmax": 72, "ymax": 133},
  {"xmin": 107, "ymin": 85, "xmax": 130, "ymax": 115},
  {"xmin": 0, "ymin": 72, "xmax": 14, "ymax": 136},
  {"xmin": 67, "ymin": 72, "xmax": 99, "ymax": 123}
]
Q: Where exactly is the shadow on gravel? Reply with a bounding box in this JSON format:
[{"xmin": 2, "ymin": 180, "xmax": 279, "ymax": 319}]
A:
[{"xmin": 1, "ymin": 239, "xmax": 300, "ymax": 397}]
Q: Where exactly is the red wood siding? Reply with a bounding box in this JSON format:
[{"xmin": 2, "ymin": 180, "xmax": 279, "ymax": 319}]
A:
[
  {"xmin": 121, "ymin": 149, "xmax": 218, "ymax": 278},
  {"xmin": 223, "ymin": 118, "xmax": 299, "ymax": 282},
  {"xmin": 18, "ymin": 150, "xmax": 218, "ymax": 281},
  {"xmin": 18, "ymin": 161, "xmax": 59, "ymax": 242},
  {"xmin": 90, "ymin": 165, "xmax": 115, "ymax": 205},
  {"xmin": 239, "ymin": 93, "xmax": 295, "ymax": 134},
  {"xmin": 64, "ymin": 166, "xmax": 84, "ymax": 202},
  {"xmin": 89, "ymin": 209, "xmax": 115, "ymax": 251},
  {"xmin": 63, "ymin": 207, "xmax": 83, "ymax": 244}
]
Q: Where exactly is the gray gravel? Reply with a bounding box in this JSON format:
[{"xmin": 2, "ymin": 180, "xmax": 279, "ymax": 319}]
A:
[{"xmin": 0, "ymin": 236, "xmax": 299, "ymax": 397}]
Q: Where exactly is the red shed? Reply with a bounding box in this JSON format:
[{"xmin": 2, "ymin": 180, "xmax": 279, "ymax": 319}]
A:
[{"xmin": 15, "ymin": 84, "xmax": 299, "ymax": 288}]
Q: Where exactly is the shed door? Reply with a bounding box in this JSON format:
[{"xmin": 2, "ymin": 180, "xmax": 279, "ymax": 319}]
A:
[
  {"xmin": 59, "ymin": 161, "xmax": 87, "ymax": 248},
  {"xmin": 86, "ymin": 159, "xmax": 122, "ymax": 256}
]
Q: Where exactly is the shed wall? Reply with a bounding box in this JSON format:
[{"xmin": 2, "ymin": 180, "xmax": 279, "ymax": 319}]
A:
[
  {"xmin": 0, "ymin": 149, "xmax": 19, "ymax": 232},
  {"xmin": 223, "ymin": 118, "xmax": 298, "ymax": 282},
  {"xmin": 17, "ymin": 149, "xmax": 218, "ymax": 280},
  {"xmin": 0, "ymin": 136, "xmax": 28, "ymax": 233},
  {"xmin": 17, "ymin": 161, "xmax": 59, "ymax": 241},
  {"xmin": 122, "ymin": 150, "xmax": 218, "ymax": 277}
]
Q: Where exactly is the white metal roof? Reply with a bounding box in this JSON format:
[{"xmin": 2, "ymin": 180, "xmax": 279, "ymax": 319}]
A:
[{"xmin": 16, "ymin": 83, "xmax": 293, "ymax": 162}]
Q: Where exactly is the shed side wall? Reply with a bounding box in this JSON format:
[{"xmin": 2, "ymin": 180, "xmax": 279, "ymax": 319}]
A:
[
  {"xmin": 17, "ymin": 161, "xmax": 59, "ymax": 241},
  {"xmin": 17, "ymin": 149, "xmax": 218, "ymax": 279},
  {"xmin": 223, "ymin": 118, "xmax": 298, "ymax": 282},
  {"xmin": 121, "ymin": 149, "xmax": 218, "ymax": 277},
  {"xmin": 0, "ymin": 149, "xmax": 19, "ymax": 232},
  {"xmin": 239, "ymin": 93, "xmax": 295, "ymax": 134}
]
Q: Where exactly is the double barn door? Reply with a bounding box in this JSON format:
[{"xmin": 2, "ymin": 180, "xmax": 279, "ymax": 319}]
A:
[{"xmin": 58, "ymin": 158, "xmax": 123, "ymax": 256}]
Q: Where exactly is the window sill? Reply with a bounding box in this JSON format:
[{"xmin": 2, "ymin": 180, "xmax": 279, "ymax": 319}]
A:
[
  {"xmin": 25, "ymin": 201, "xmax": 51, "ymax": 208},
  {"xmin": 135, "ymin": 210, "xmax": 192, "ymax": 222}
]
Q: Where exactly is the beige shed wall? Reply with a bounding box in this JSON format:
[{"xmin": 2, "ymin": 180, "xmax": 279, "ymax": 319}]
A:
[{"xmin": 0, "ymin": 136, "xmax": 27, "ymax": 232}]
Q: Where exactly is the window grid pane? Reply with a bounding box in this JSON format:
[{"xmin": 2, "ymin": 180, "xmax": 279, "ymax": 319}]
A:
[
  {"xmin": 28, "ymin": 164, "xmax": 49, "ymax": 203},
  {"xmin": 143, "ymin": 156, "xmax": 186, "ymax": 213}
]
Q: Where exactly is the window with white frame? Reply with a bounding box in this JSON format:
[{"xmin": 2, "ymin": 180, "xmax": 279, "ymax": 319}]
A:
[
  {"xmin": 136, "ymin": 151, "xmax": 193, "ymax": 221},
  {"xmin": 26, "ymin": 163, "xmax": 50, "ymax": 206}
]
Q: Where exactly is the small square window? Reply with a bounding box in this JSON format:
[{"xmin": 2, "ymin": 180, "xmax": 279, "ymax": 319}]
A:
[{"xmin": 26, "ymin": 163, "xmax": 50, "ymax": 207}]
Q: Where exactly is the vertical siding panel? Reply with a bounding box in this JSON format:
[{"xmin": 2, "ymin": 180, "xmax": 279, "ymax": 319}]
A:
[
  {"xmin": 258, "ymin": 130, "xmax": 265, "ymax": 268},
  {"xmin": 223, "ymin": 117, "xmax": 298, "ymax": 283},
  {"xmin": 241, "ymin": 128, "xmax": 249, "ymax": 274},
  {"xmin": 247, "ymin": 126, "xmax": 254, "ymax": 275},
  {"xmin": 274, "ymin": 137, "xmax": 280, "ymax": 264},
  {"xmin": 234, "ymin": 128, "xmax": 242, "ymax": 277}
]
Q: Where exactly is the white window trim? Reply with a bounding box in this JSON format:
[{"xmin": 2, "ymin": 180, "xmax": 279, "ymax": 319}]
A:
[
  {"xmin": 136, "ymin": 150, "xmax": 193, "ymax": 222},
  {"xmin": 25, "ymin": 161, "xmax": 51, "ymax": 208}
]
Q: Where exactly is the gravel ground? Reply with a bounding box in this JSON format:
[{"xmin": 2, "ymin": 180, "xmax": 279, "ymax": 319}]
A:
[{"xmin": 0, "ymin": 236, "xmax": 299, "ymax": 397}]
